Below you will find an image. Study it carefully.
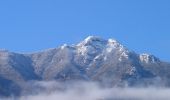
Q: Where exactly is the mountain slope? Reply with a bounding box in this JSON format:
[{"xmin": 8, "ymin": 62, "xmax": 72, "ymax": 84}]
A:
[{"xmin": 0, "ymin": 36, "xmax": 170, "ymax": 96}]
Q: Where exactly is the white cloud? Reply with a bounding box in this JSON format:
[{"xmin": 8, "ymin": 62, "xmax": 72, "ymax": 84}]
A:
[{"xmin": 4, "ymin": 81, "xmax": 170, "ymax": 100}]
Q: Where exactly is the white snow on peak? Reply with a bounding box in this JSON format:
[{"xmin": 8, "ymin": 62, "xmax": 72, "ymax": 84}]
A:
[
  {"xmin": 106, "ymin": 38, "xmax": 129, "ymax": 61},
  {"xmin": 108, "ymin": 38, "xmax": 118, "ymax": 44},
  {"xmin": 77, "ymin": 36, "xmax": 106, "ymax": 46},
  {"xmin": 76, "ymin": 36, "xmax": 106, "ymax": 55},
  {"xmin": 140, "ymin": 53, "xmax": 151, "ymax": 63},
  {"xmin": 84, "ymin": 36, "xmax": 100, "ymax": 42},
  {"xmin": 106, "ymin": 39, "xmax": 119, "ymax": 52},
  {"xmin": 106, "ymin": 38, "xmax": 126, "ymax": 52},
  {"xmin": 61, "ymin": 44, "xmax": 68, "ymax": 49},
  {"xmin": 76, "ymin": 36, "xmax": 130, "ymax": 62},
  {"xmin": 139, "ymin": 53, "xmax": 159, "ymax": 63}
]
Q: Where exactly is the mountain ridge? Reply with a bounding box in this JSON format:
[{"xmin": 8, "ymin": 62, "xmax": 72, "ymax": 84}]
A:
[{"xmin": 0, "ymin": 36, "xmax": 170, "ymax": 97}]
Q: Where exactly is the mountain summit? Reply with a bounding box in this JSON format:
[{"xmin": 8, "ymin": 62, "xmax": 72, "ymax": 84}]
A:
[{"xmin": 0, "ymin": 36, "xmax": 170, "ymax": 96}]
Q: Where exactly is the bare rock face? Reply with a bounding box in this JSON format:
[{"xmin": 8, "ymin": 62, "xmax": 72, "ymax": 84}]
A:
[{"xmin": 0, "ymin": 36, "xmax": 170, "ymax": 96}]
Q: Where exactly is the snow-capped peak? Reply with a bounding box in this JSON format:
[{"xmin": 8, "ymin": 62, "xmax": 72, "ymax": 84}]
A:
[
  {"xmin": 77, "ymin": 36, "xmax": 123, "ymax": 48},
  {"xmin": 106, "ymin": 38, "xmax": 129, "ymax": 61},
  {"xmin": 61, "ymin": 44, "xmax": 68, "ymax": 49},
  {"xmin": 107, "ymin": 38, "xmax": 124, "ymax": 50},
  {"xmin": 76, "ymin": 36, "xmax": 106, "ymax": 56},
  {"xmin": 108, "ymin": 38, "xmax": 118, "ymax": 44},
  {"xmin": 139, "ymin": 53, "xmax": 160, "ymax": 63},
  {"xmin": 84, "ymin": 36, "xmax": 100, "ymax": 42},
  {"xmin": 76, "ymin": 36, "xmax": 130, "ymax": 62},
  {"xmin": 77, "ymin": 36, "xmax": 106, "ymax": 46}
]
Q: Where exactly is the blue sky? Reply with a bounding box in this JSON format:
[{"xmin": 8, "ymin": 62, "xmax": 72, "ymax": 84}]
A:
[{"xmin": 0, "ymin": 0, "xmax": 170, "ymax": 61}]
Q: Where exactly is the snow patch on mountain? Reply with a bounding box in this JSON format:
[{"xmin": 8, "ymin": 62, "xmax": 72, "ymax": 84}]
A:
[{"xmin": 139, "ymin": 53, "xmax": 160, "ymax": 63}]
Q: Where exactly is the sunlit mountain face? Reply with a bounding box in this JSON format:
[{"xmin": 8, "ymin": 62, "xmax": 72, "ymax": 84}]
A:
[{"xmin": 0, "ymin": 36, "xmax": 170, "ymax": 100}]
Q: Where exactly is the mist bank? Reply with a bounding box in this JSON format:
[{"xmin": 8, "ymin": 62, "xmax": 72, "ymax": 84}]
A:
[{"xmin": 1, "ymin": 81, "xmax": 170, "ymax": 100}]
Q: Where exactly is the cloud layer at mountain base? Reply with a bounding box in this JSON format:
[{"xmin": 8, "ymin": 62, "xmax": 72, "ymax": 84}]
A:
[{"xmin": 3, "ymin": 81, "xmax": 170, "ymax": 100}]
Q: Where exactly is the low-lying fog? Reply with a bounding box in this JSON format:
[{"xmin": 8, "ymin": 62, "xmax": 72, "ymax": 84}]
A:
[{"xmin": 3, "ymin": 81, "xmax": 170, "ymax": 100}]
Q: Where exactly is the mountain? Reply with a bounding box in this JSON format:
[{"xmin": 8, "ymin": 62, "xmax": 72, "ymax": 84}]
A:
[{"xmin": 0, "ymin": 36, "xmax": 170, "ymax": 97}]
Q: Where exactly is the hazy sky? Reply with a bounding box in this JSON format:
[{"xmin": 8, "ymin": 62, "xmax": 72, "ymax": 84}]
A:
[{"xmin": 0, "ymin": 0, "xmax": 170, "ymax": 61}]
